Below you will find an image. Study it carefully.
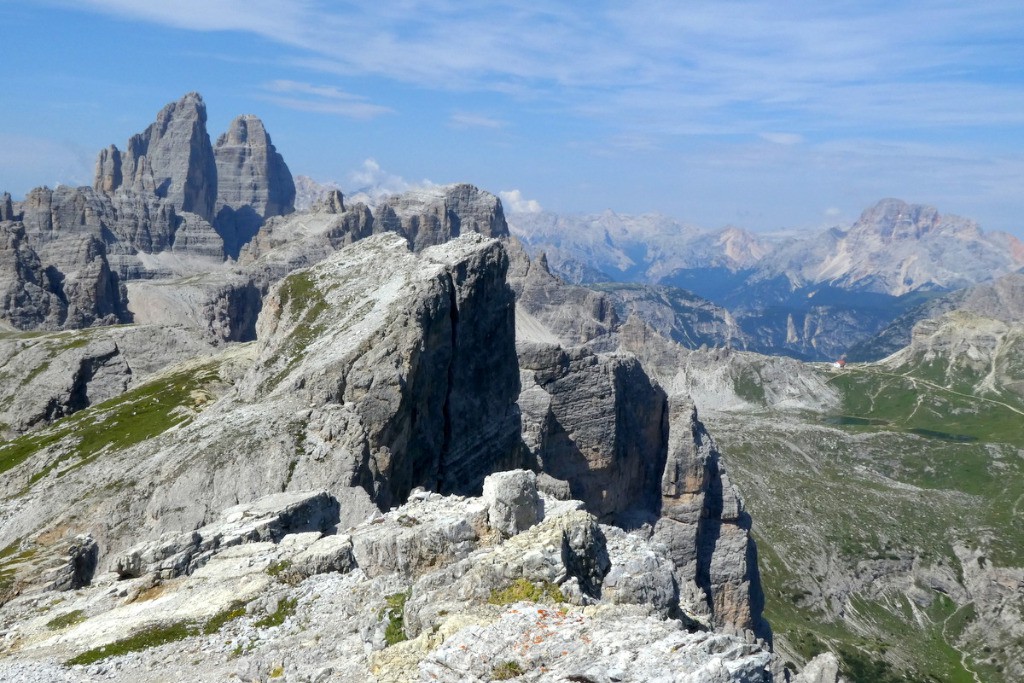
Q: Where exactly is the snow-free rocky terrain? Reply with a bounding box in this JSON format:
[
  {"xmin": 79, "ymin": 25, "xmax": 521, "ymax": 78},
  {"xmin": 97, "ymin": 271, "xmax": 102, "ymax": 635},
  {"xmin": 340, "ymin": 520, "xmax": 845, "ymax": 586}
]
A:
[{"xmin": 6, "ymin": 91, "xmax": 1020, "ymax": 682}]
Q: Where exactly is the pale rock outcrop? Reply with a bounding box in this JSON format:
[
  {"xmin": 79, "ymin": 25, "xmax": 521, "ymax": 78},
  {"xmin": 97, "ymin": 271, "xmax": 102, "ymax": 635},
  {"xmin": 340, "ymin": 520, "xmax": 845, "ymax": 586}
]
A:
[
  {"xmin": 126, "ymin": 273, "xmax": 262, "ymax": 343},
  {"xmin": 213, "ymin": 114, "xmax": 296, "ymax": 257},
  {"xmin": 791, "ymin": 652, "xmax": 841, "ymax": 683},
  {"xmin": 482, "ymin": 469, "xmax": 542, "ymax": 537},
  {"xmin": 0, "ymin": 485, "xmax": 771, "ymax": 682},
  {"xmin": 517, "ymin": 342, "xmax": 668, "ymax": 523},
  {"xmin": 95, "ymin": 92, "xmax": 218, "ymax": 222},
  {"xmin": 237, "ymin": 202, "xmax": 376, "ymax": 281},
  {"xmin": 376, "ymin": 183, "xmax": 509, "ymax": 252},
  {"xmin": 246, "ymin": 232, "xmax": 522, "ymax": 507},
  {"xmin": 654, "ymin": 401, "xmax": 768, "ymax": 639},
  {"xmin": 114, "ymin": 491, "xmax": 338, "ymax": 579}
]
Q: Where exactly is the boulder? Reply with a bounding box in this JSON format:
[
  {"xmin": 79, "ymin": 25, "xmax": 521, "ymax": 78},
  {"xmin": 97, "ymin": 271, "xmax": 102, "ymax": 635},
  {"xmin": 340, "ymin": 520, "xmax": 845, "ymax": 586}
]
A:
[
  {"xmin": 482, "ymin": 469, "xmax": 541, "ymax": 537},
  {"xmin": 114, "ymin": 491, "xmax": 339, "ymax": 579}
]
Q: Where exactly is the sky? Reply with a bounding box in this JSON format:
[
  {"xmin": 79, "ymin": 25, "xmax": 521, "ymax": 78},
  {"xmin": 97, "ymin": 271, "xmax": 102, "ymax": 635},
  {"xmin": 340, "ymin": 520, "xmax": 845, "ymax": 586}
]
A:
[{"xmin": 1, "ymin": 1, "xmax": 1023, "ymax": 236}]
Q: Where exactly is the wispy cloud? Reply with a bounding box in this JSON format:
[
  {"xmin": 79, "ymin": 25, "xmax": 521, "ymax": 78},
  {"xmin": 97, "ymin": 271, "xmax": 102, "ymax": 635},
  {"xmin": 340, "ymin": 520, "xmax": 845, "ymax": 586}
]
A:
[
  {"xmin": 449, "ymin": 112, "xmax": 506, "ymax": 130},
  {"xmin": 51, "ymin": 1, "xmax": 1024, "ymax": 137},
  {"xmin": 259, "ymin": 80, "xmax": 393, "ymax": 119},
  {"xmin": 760, "ymin": 133, "xmax": 803, "ymax": 145}
]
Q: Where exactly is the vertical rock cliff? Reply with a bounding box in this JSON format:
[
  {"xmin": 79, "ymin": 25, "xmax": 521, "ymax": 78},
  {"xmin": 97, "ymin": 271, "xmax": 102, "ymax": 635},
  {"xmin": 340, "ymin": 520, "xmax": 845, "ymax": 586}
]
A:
[
  {"xmin": 95, "ymin": 92, "xmax": 218, "ymax": 222},
  {"xmin": 655, "ymin": 400, "xmax": 769, "ymax": 640},
  {"xmin": 213, "ymin": 114, "xmax": 296, "ymax": 257}
]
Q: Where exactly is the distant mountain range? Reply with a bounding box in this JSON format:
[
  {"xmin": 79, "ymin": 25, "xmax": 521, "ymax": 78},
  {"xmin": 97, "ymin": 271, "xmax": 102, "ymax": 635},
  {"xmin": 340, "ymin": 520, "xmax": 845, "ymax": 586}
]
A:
[
  {"xmin": 507, "ymin": 199, "xmax": 1024, "ymax": 297},
  {"xmin": 506, "ymin": 200, "xmax": 1024, "ymax": 360}
]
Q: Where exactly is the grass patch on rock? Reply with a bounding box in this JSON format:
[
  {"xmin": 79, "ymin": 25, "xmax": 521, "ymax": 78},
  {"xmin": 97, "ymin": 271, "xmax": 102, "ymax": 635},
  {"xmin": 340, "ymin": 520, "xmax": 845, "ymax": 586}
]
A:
[
  {"xmin": 65, "ymin": 620, "xmax": 200, "ymax": 666},
  {"xmin": 202, "ymin": 601, "xmax": 248, "ymax": 635},
  {"xmin": 491, "ymin": 661, "xmax": 525, "ymax": 679},
  {"xmin": 254, "ymin": 596, "xmax": 298, "ymax": 629},
  {"xmin": 0, "ymin": 363, "xmax": 222, "ymax": 484},
  {"xmin": 380, "ymin": 590, "xmax": 410, "ymax": 646},
  {"xmin": 46, "ymin": 609, "xmax": 87, "ymax": 630},
  {"xmin": 488, "ymin": 578, "xmax": 565, "ymax": 606}
]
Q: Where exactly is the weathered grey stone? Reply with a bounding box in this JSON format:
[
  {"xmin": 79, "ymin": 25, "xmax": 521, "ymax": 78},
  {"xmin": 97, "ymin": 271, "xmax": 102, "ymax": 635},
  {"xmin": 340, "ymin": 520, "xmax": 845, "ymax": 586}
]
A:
[
  {"xmin": 37, "ymin": 535, "xmax": 98, "ymax": 592},
  {"xmin": 482, "ymin": 469, "xmax": 541, "ymax": 537},
  {"xmin": 376, "ymin": 184, "xmax": 509, "ymax": 252},
  {"xmin": 97, "ymin": 92, "xmax": 218, "ymax": 222},
  {"xmin": 290, "ymin": 534, "xmax": 355, "ymax": 577},
  {"xmin": 311, "ymin": 189, "xmax": 344, "ymax": 214},
  {"xmin": 518, "ymin": 342, "xmax": 668, "ymax": 523},
  {"xmin": 213, "ymin": 114, "xmax": 295, "ymax": 257},
  {"xmin": 246, "ymin": 233, "xmax": 522, "ymax": 508},
  {"xmin": 0, "ymin": 222, "xmax": 65, "ymax": 329},
  {"xmin": 114, "ymin": 491, "xmax": 339, "ymax": 579},
  {"xmin": 403, "ymin": 508, "xmax": 611, "ymax": 638},
  {"xmin": 0, "ymin": 192, "xmax": 14, "ymax": 221},
  {"xmin": 350, "ymin": 497, "xmax": 486, "ymax": 579},
  {"xmin": 654, "ymin": 401, "xmax": 768, "ymax": 639},
  {"xmin": 792, "ymin": 652, "xmax": 841, "ymax": 683}
]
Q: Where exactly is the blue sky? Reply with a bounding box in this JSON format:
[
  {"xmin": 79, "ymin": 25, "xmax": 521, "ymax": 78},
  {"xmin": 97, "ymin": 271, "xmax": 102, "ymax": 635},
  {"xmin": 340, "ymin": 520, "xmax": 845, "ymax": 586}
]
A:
[{"xmin": 2, "ymin": 1, "xmax": 1023, "ymax": 236}]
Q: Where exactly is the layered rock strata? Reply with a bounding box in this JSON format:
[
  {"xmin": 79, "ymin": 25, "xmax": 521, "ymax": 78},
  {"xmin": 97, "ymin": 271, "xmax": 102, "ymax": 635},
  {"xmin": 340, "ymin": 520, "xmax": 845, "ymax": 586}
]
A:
[
  {"xmin": 213, "ymin": 114, "xmax": 296, "ymax": 257},
  {"xmin": 517, "ymin": 342, "xmax": 668, "ymax": 524},
  {"xmin": 94, "ymin": 92, "xmax": 218, "ymax": 221}
]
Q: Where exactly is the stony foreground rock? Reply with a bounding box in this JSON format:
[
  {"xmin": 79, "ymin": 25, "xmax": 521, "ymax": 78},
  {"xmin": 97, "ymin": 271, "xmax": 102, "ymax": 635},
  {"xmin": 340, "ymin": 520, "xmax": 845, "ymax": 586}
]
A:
[{"xmin": 0, "ymin": 475, "xmax": 772, "ymax": 682}]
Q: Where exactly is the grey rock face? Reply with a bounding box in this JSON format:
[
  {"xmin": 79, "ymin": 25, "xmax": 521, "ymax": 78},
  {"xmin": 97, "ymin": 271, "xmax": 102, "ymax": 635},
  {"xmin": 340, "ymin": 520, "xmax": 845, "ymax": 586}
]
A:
[
  {"xmin": 654, "ymin": 401, "xmax": 768, "ymax": 639},
  {"xmin": 507, "ymin": 238, "xmax": 619, "ymax": 347},
  {"xmin": 96, "ymin": 92, "xmax": 218, "ymax": 222},
  {"xmin": 114, "ymin": 491, "xmax": 338, "ymax": 580},
  {"xmin": 517, "ymin": 342, "xmax": 668, "ymax": 523},
  {"xmin": 248, "ymin": 233, "xmax": 522, "ymax": 508},
  {"xmin": 0, "ymin": 222, "xmax": 65, "ymax": 329},
  {"xmin": 791, "ymin": 652, "xmax": 841, "ymax": 683},
  {"xmin": 0, "ymin": 192, "xmax": 14, "ymax": 221},
  {"xmin": 481, "ymin": 469, "xmax": 542, "ymax": 537},
  {"xmin": 37, "ymin": 534, "xmax": 99, "ymax": 593},
  {"xmin": 214, "ymin": 114, "xmax": 296, "ymax": 257},
  {"xmin": 377, "ymin": 184, "xmax": 509, "ymax": 252},
  {"xmin": 0, "ymin": 218, "xmax": 128, "ymax": 330}
]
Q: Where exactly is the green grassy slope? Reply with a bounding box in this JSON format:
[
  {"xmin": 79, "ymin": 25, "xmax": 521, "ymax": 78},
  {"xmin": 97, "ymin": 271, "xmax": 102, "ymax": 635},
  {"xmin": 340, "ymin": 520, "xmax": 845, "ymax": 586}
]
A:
[{"xmin": 718, "ymin": 343, "xmax": 1024, "ymax": 682}]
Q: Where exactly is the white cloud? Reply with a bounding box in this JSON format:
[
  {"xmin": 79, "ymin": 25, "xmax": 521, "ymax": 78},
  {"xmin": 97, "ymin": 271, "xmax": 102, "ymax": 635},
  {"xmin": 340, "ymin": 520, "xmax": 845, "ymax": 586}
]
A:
[
  {"xmin": 259, "ymin": 80, "xmax": 393, "ymax": 119},
  {"xmin": 345, "ymin": 159, "xmax": 433, "ymax": 206},
  {"xmin": 449, "ymin": 112, "xmax": 506, "ymax": 129},
  {"xmin": 499, "ymin": 190, "xmax": 543, "ymax": 214}
]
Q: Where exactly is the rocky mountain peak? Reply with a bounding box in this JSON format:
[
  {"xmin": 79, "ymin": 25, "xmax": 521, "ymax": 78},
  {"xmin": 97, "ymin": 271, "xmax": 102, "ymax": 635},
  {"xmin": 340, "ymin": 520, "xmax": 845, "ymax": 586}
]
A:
[
  {"xmin": 213, "ymin": 113, "xmax": 295, "ymax": 220},
  {"xmin": 94, "ymin": 92, "xmax": 218, "ymax": 222},
  {"xmin": 851, "ymin": 198, "xmax": 961, "ymax": 242},
  {"xmin": 213, "ymin": 113, "xmax": 296, "ymax": 257},
  {"xmin": 376, "ymin": 183, "xmax": 510, "ymax": 251}
]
